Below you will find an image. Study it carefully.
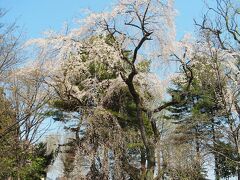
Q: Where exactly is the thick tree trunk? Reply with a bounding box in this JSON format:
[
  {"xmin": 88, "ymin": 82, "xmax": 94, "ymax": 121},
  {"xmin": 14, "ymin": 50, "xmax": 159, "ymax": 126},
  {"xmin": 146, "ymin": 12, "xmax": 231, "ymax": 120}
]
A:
[
  {"xmin": 137, "ymin": 105, "xmax": 155, "ymax": 179},
  {"xmin": 236, "ymin": 148, "xmax": 240, "ymax": 180},
  {"xmin": 238, "ymin": 169, "xmax": 240, "ymax": 180},
  {"xmin": 195, "ymin": 126, "xmax": 202, "ymax": 178},
  {"xmin": 140, "ymin": 148, "xmax": 146, "ymax": 176},
  {"xmin": 211, "ymin": 122, "xmax": 220, "ymax": 180},
  {"xmin": 125, "ymin": 72, "xmax": 155, "ymax": 179}
]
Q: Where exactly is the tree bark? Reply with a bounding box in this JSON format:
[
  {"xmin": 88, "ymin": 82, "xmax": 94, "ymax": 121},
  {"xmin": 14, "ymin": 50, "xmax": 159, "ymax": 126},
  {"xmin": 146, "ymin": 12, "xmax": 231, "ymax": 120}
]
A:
[
  {"xmin": 211, "ymin": 121, "xmax": 220, "ymax": 180},
  {"xmin": 125, "ymin": 71, "xmax": 155, "ymax": 179}
]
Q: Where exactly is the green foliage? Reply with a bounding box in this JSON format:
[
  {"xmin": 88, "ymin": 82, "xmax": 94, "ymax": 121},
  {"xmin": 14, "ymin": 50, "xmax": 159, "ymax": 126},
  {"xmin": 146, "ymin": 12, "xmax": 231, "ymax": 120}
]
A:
[
  {"xmin": 0, "ymin": 140, "xmax": 53, "ymax": 179},
  {"xmin": 142, "ymin": 112, "xmax": 154, "ymax": 136},
  {"xmin": 88, "ymin": 61, "xmax": 117, "ymax": 81},
  {"xmin": 127, "ymin": 142, "xmax": 144, "ymax": 149},
  {"xmin": 17, "ymin": 142, "xmax": 54, "ymax": 180},
  {"xmin": 215, "ymin": 142, "xmax": 240, "ymax": 178},
  {"xmin": 166, "ymin": 57, "xmax": 225, "ymax": 178},
  {"xmin": 136, "ymin": 60, "xmax": 151, "ymax": 73},
  {"xmin": 50, "ymin": 99, "xmax": 79, "ymax": 112},
  {"xmin": 107, "ymin": 93, "xmax": 153, "ymax": 136},
  {"xmin": 0, "ymin": 90, "xmax": 53, "ymax": 179},
  {"xmin": 0, "ymin": 88, "xmax": 19, "ymax": 178}
]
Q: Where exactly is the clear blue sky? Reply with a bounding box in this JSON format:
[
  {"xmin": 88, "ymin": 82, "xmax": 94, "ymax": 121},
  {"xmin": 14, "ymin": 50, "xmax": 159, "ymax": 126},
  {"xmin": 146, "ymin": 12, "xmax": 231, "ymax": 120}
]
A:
[{"xmin": 0, "ymin": 0, "xmax": 207, "ymax": 39}]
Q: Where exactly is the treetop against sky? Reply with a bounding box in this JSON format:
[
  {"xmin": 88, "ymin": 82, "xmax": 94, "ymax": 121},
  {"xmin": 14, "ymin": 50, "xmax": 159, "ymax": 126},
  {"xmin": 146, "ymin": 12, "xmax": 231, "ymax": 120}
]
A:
[{"xmin": 0, "ymin": 0, "xmax": 207, "ymax": 39}]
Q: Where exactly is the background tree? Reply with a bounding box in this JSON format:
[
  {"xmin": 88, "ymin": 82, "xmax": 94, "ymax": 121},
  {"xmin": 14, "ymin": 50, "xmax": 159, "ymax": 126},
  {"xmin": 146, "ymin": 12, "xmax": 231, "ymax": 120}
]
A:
[
  {"xmin": 195, "ymin": 0, "xmax": 240, "ymax": 179},
  {"xmin": 0, "ymin": 10, "xmax": 54, "ymax": 179}
]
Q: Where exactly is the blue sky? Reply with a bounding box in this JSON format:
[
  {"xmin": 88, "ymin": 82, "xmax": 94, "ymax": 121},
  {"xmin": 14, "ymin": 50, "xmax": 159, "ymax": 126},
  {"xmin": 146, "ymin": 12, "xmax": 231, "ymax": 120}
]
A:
[{"xmin": 0, "ymin": 0, "xmax": 206, "ymax": 39}]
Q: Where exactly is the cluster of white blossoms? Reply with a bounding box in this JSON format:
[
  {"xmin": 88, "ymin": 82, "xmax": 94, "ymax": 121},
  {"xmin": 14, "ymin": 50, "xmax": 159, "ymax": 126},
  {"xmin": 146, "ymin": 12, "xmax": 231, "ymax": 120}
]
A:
[
  {"xmin": 24, "ymin": 0, "xmax": 180, "ymax": 111},
  {"xmin": 27, "ymin": 0, "xmax": 176, "ymax": 62},
  {"xmin": 135, "ymin": 73, "xmax": 165, "ymax": 110},
  {"xmin": 221, "ymin": 50, "xmax": 240, "ymax": 113},
  {"xmin": 57, "ymin": 36, "xmax": 127, "ymax": 105},
  {"xmin": 78, "ymin": 0, "xmax": 176, "ymax": 59}
]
